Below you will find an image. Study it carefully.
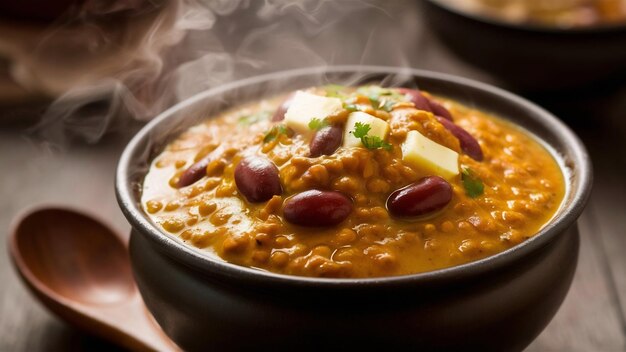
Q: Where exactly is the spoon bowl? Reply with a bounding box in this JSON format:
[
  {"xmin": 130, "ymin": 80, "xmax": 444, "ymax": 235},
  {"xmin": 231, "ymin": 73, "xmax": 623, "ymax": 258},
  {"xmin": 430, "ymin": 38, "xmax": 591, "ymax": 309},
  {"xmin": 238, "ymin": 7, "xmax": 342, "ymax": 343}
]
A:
[
  {"xmin": 12, "ymin": 208, "xmax": 134, "ymax": 305},
  {"xmin": 9, "ymin": 206, "xmax": 177, "ymax": 352}
]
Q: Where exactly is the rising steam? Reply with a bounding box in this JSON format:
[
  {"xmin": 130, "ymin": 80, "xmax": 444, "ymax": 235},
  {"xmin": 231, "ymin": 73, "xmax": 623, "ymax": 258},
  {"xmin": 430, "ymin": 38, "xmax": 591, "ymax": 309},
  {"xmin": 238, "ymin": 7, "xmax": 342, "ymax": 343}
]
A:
[{"xmin": 19, "ymin": 0, "xmax": 417, "ymax": 145}]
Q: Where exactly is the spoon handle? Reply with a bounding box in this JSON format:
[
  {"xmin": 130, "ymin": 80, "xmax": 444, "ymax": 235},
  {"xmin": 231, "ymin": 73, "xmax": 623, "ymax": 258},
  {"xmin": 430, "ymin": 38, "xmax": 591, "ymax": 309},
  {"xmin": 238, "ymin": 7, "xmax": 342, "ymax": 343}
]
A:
[
  {"xmin": 111, "ymin": 294, "xmax": 181, "ymax": 352},
  {"xmin": 101, "ymin": 294, "xmax": 180, "ymax": 352}
]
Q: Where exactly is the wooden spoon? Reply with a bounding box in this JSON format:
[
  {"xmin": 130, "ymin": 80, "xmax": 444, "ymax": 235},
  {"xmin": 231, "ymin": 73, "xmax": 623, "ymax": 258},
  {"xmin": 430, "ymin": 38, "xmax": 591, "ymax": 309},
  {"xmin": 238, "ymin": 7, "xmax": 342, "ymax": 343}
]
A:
[{"xmin": 8, "ymin": 206, "xmax": 179, "ymax": 352}]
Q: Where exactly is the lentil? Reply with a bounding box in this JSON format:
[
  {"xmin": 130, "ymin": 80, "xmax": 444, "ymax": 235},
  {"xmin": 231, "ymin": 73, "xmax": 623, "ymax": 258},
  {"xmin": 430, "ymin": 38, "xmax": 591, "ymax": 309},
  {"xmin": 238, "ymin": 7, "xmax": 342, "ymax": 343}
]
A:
[{"xmin": 142, "ymin": 85, "xmax": 565, "ymax": 278}]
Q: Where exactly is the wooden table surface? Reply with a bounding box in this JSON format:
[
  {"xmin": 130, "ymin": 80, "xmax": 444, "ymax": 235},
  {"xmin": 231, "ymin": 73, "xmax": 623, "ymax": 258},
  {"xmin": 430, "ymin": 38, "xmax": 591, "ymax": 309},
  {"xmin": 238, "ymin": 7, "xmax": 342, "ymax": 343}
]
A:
[{"xmin": 1, "ymin": 2, "xmax": 625, "ymax": 351}]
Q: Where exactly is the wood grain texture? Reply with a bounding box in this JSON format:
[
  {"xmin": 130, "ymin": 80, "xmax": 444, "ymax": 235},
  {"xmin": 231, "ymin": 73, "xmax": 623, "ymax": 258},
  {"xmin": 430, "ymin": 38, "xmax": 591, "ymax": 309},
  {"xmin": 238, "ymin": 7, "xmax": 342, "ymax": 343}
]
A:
[
  {"xmin": 0, "ymin": 131, "xmax": 132, "ymax": 352},
  {"xmin": 527, "ymin": 212, "xmax": 626, "ymax": 351},
  {"xmin": 584, "ymin": 96, "xmax": 626, "ymax": 324},
  {"xmin": 0, "ymin": 1, "xmax": 625, "ymax": 351},
  {"xmin": 9, "ymin": 208, "xmax": 178, "ymax": 351}
]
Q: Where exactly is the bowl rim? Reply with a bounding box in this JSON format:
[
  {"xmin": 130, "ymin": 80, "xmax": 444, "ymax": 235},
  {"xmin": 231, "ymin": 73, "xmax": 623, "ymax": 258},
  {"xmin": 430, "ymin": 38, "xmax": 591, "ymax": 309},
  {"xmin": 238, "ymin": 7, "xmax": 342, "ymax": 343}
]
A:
[
  {"xmin": 115, "ymin": 65, "xmax": 592, "ymax": 288},
  {"xmin": 425, "ymin": 0, "xmax": 626, "ymax": 34}
]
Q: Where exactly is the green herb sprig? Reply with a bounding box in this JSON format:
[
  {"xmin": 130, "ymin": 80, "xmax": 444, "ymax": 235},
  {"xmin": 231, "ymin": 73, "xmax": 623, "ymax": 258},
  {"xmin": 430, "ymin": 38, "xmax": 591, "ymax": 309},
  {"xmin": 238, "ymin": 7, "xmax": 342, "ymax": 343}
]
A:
[
  {"xmin": 351, "ymin": 122, "xmax": 392, "ymax": 151},
  {"xmin": 344, "ymin": 103, "xmax": 359, "ymax": 112},
  {"xmin": 324, "ymin": 84, "xmax": 347, "ymax": 98},
  {"xmin": 461, "ymin": 166, "xmax": 484, "ymax": 198},
  {"xmin": 380, "ymin": 100, "xmax": 395, "ymax": 112},
  {"xmin": 356, "ymin": 86, "xmax": 405, "ymax": 112},
  {"xmin": 264, "ymin": 124, "xmax": 289, "ymax": 143},
  {"xmin": 308, "ymin": 118, "xmax": 329, "ymax": 131},
  {"xmin": 238, "ymin": 110, "xmax": 271, "ymax": 125}
]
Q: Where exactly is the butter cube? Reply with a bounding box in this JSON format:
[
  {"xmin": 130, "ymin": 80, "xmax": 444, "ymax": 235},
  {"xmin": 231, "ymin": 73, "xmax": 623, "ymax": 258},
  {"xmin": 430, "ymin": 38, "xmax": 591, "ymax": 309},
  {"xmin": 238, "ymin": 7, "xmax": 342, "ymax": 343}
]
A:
[
  {"xmin": 343, "ymin": 111, "xmax": 390, "ymax": 148},
  {"xmin": 284, "ymin": 91, "xmax": 343, "ymax": 135},
  {"xmin": 402, "ymin": 130, "xmax": 459, "ymax": 179}
]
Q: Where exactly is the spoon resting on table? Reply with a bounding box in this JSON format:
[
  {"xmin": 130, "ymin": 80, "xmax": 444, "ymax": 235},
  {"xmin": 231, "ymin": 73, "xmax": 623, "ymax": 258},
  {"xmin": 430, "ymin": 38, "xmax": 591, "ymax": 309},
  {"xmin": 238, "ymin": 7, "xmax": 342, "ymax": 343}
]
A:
[{"xmin": 8, "ymin": 206, "xmax": 179, "ymax": 352}]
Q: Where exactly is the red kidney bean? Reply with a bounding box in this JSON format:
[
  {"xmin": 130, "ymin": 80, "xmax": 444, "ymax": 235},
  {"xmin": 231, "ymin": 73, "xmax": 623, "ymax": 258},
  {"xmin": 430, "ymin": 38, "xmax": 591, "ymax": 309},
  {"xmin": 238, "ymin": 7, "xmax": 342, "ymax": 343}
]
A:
[
  {"xmin": 397, "ymin": 88, "xmax": 433, "ymax": 112},
  {"xmin": 309, "ymin": 125, "xmax": 343, "ymax": 157},
  {"xmin": 176, "ymin": 148, "xmax": 218, "ymax": 188},
  {"xmin": 284, "ymin": 190, "xmax": 352, "ymax": 227},
  {"xmin": 177, "ymin": 157, "xmax": 209, "ymax": 188},
  {"xmin": 435, "ymin": 116, "xmax": 484, "ymax": 161},
  {"xmin": 386, "ymin": 176, "xmax": 453, "ymax": 218},
  {"xmin": 177, "ymin": 146, "xmax": 227, "ymax": 188},
  {"xmin": 428, "ymin": 100, "xmax": 453, "ymax": 121},
  {"xmin": 272, "ymin": 92, "xmax": 295, "ymax": 122},
  {"xmin": 397, "ymin": 88, "xmax": 454, "ymax": 121},
  {"xmin": 234, "ymin": 156, "xmax": 282, "ymax": 202}
]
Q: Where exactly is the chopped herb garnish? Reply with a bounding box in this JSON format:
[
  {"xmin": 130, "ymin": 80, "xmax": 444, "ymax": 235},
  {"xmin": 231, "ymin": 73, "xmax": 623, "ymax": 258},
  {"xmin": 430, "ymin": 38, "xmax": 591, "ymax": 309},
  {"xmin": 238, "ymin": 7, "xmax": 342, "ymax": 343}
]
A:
[
  {"xmin": 461, "ymin": 166, "xmax": 484, "ymax": 198},
  {"xmin": 368, "ymin": 97, "xmax": 381, "ymax": 109},
  {"xmin": 357, "ymin": 85, "xmax": 391, "ymax": 98},
  {"xmin": 324, "ymin": 84, "xmax": 347, "ymax": 98},
  {"xmin": 263, "ymin": 124, "xmax": 288, "ymax": 143},
  {"xmin": 351, "ymin": 122, "xmax": 392, "ymax": 151},
  {"xmin": 344, "ymin": 103, "xmax": 359, "ymax": 112},
  {"xmin": 352, "ymin": 122, "xmax": 371, "ymax": 140},
  {"xmin": 357, "ymin": 85, "xmax": 405, "ymax": 111},
  {"xmin": 381, "ymin": 100, "xmax": 395, "ymax": 112},
  {"xmin": 308, "ymin": 118, "xmax": 329, "ymax": 131},
  {"xmin": 238, "ymin": 110, "xmax": 271, "ymax": 125}
]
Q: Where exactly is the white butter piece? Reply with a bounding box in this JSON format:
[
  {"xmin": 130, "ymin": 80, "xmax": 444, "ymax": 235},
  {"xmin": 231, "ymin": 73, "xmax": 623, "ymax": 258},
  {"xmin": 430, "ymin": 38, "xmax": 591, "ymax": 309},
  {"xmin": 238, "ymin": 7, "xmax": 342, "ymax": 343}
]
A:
[
  {"xmin": 402, "ymin": 130, "xmax": 459, "ymax": 179},
  {"xmin": 343, "ymin": 111, "xmax": 390, "ymax": 148},
  {"xmin": 284, "ymin": 91, "xmax": 343, "ymax": 135}
]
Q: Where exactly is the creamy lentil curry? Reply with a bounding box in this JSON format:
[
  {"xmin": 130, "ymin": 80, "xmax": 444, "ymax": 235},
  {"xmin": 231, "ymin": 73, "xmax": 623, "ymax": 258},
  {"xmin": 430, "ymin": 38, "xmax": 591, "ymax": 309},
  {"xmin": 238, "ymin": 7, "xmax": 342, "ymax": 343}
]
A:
[{"xmin": 142, "ymin": 85, "xmax": 565, "ymax": 278}]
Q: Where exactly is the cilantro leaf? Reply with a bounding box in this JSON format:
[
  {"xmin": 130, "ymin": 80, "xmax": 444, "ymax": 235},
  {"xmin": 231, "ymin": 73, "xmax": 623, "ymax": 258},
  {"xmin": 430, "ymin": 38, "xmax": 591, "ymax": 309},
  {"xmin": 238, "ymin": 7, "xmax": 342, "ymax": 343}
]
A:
[
  {"xmin": 324, "ymin": 84, "xmax": 347, "ymax": 98},
  {"xmin": 362, "ymin": 135, "xmax": 392, "ymax": 150},
  {"xmin": 352, "ymin": 122, "xmax": 371, "ymax": 139},
  {"xmin": 357, "ymin": 85, "xmax": 389, "ymax": 98},
  {"xmin": 351, "ymin": 122, "xmax": 392, "ymax": 151},
  {"xmin": 308, "ymin": 118, "xmax": 329, "ymax": 131},
  {"xmin": 461, "ymin": 166, "xmax": 484, "ymax": 198},
  {"xmin": 356, "ymin": 85, "xmax": 404, "ymax": 111},
  {"xmin": 238, "ymin": 110, "xmax": 271, "ymax": 125},
  {"xmin": 344, "ymin": 103, "xmax": 359, "ymax": 112},
  {"xmin": 263, "ymin": 124, "xmax": 288, "ymax": 143},
  {"xmin": 381, "ymin": 100, "xmax": 395, "ymax": 112},
  {"xmin": 369, "ymin": 97, "xmax": 381, "ymax": 109}
]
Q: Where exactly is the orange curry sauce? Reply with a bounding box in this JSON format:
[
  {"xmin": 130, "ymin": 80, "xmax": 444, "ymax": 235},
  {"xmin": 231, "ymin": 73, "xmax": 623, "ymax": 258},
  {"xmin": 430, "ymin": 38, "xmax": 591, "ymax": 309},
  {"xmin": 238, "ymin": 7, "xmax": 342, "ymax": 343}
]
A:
[{"xmin": 142, "ymin": 85, "xmax": 565, "ymax": 278}]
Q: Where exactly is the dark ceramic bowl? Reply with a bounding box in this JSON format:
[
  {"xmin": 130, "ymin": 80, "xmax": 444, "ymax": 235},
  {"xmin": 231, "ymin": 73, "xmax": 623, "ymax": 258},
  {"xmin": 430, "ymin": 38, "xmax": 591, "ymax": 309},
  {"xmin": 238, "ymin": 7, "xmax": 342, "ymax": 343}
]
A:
[
  {"xmin": 423, "ymin": 0, "xmax": 626, "ymax": 92},
  {"xmin": 116, "ymin": 66, "xmax": 592, "ymax": 351}
]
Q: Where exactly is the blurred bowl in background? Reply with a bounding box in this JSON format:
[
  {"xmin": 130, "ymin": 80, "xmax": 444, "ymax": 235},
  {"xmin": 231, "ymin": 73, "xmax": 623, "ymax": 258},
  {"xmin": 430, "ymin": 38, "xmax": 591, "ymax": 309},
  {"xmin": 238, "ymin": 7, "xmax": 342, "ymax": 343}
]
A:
[
  {"xmin": 423, "ymin": 0, "xmax": 626, "ymax": 92},
  {"xmin": 0, "ymin": 0, "xmax": 177, "ymax": 125}
]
